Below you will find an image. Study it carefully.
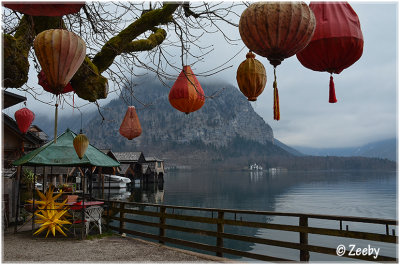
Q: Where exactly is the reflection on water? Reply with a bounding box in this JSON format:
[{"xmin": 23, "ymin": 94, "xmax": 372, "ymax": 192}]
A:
[{"xmin": 102, "ymin": 170, "xmax": 397, "ymax": 261}]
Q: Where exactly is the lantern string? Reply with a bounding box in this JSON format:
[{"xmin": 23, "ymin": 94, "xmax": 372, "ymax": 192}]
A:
[
  {"xmin": 273, "ymin": 67, "xmax": 280, "ymax": 121},
  {"xmin": 80, "ymin": 111, "xmax": 83, "ymax": 134},
  {"xmin": 54, "ymin": 103, "xmax": 58, "ymax": 143}
]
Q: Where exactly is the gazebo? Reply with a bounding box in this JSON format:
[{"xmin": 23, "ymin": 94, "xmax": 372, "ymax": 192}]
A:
[{"xmin": 12, "ymin": 128, "xmax": 120, "ymax": 234}]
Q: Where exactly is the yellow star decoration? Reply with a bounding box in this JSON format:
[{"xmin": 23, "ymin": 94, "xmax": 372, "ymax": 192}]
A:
[{"xmin": 27, "ymin": 186, "xmax": 72, "ymax": 237}]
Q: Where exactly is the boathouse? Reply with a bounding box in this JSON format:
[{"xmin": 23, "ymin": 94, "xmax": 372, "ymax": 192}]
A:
[
  {"xmin": 112, "ymin": 152, "xmax": 145, "ymax": 181},
  {"xmin": 144, "ymin": 156, "xmax": 165, "ymax": 183}
]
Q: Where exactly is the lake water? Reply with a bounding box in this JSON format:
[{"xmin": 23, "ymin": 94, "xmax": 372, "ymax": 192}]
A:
[{"xmin": 102, "ymin": 170, "xmax": 397, "ymax": 262}]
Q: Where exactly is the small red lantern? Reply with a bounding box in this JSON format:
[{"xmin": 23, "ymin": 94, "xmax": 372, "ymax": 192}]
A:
[
  {"xmin": 296, "ymin": 2, "xmax": 364, "ymax": 103},
  {"xmin": 3, "ymin": 3, "xmax": 85, "ymax": 17},
  {"xmin": 38, "ymin": 71, "xmax": 74, "ymax": 95},
  {"xmin": 119, "ymin": 106, "xmax": 142, "ymax": 140},
  {"xmin": 14, "ymin": 108, "xmax": 35, "ymax": 134},
  {"xmin": 169, "ymin": 66, "xmax": 205, "ymax": 114}
]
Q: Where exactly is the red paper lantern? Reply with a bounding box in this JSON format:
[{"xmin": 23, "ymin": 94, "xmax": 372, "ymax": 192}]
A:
[
  {"xmin": 38, "ymin": 71, "xmax": 74, "ymax": 95},
  {"xmin": 169, "ymin": 66, "xmax": 205, "ymax": 114},
  {"xmin": 3, "ymin": 3, "xmax": 85, "ymax": 17},
  {"xmin": 14, "ymin": 108, "xmax": 35, "ymax": 134},
  {"xmin": 119, "ymin": 106, "xmax": 142, "ymax": 140},
  {"xmin": 296, "ymin": 2, "xmax": 364, "ymax": 103},
  {"xmin": 239, "ymin": 2, "xmax": 316, "ymax": 120}
]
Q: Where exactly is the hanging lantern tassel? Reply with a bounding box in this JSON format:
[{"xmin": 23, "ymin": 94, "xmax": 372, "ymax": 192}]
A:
[
  {"xmin": 273, "ymin": 68, "xmax": 280, "ymax": 121},
  {"xmin": 329, "ymin": 74, "xmax": 338, "ymax": 103},
  {"xmin": 54, "ymin": 103, "xmax": 58, "ymax": 143}
]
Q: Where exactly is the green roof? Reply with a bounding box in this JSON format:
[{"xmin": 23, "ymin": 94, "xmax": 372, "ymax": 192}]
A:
[{"xmin": 13, "ymin": 129, "xmax": 120, "ymax": 167}]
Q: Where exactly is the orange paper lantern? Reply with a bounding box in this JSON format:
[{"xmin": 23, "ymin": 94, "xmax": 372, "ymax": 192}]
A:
[
  {"xmin": 73, "ymin": 133, "xmax": 89, "ymax": 159},
  {"xmin": 119, "ymin": 106, "xmax": 142, "ymax": 140},
  {"xmin": 33, "ymin": 29, "xmax": 86, "ymax": 94},
  {"xmin": 168, "ymin": 66, "xmax": 205, "ymax": 114}
]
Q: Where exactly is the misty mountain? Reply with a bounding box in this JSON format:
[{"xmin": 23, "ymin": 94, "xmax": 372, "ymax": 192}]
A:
[
  {"xmin": 31, "ymin": 77, "xmax": 395, "ymax": 170},
  {"xmin": 294, "ymin": 138, "xmax": 397, "ymax": 162},
  {"xmin": 81, "ymin": 78, "xmax": 291, "ymax": 168}
]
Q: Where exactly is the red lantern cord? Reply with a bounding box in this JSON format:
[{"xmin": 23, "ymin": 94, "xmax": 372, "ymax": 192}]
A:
[
  {"xmin": 329, "ymin": 75, "xmax": 338, "ymax": 103},
  {"xmin": 273, "ymin": 68, "xmax": 280, "ymax": 121}
]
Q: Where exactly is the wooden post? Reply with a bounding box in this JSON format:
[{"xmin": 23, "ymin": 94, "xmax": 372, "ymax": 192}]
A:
[
  {"xmin": 13, "ymin": 166, "xmax": 21, "ymax": 233},
  {"xmin": 159, "ymin": 206, "xmax": 166, "ymax": 244},
  {"xmin": 99, "ymin": 167, "xmax": 104, "ymax": 198},
  {"xmin": 216, "ymin": 211, "xmax": 224, "ymax": 257},
  {"xmin": 299, "ymin": 216, "xmax": 309, "ymax": 261},
  {"xmin": 42, "ymin": 166, "xmax": 46, "ymax": 192},
  {"xmin": 119, "ymin": 202, "xmax": 125, "ymax": 234}
]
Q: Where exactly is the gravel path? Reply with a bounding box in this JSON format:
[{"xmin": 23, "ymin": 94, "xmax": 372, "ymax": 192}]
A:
[{"xmin": 2, "ymin": 230, "xmax": 231, "ymax": 263}]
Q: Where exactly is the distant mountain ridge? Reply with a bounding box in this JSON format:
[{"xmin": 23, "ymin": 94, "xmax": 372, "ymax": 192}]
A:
[{"xmin": 294, "ymin": 138, "xmax": 397, "ymax": 162}]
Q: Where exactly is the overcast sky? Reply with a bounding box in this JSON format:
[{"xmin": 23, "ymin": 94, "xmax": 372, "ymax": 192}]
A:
[{"xmin": 3, "ymin": 2, "xmax": 397, "ymax": 149}]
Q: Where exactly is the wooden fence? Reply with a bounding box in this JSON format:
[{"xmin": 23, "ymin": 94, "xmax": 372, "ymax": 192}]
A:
[{"xmin": 100, "ymin": 200, "xmax": 397, "ymax": 262}]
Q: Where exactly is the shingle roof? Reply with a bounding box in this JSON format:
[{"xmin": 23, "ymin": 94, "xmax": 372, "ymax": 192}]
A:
[
  {"xmin": 3, "ymin": 90, "xmax": 26, "ymax": 109},
  {"xmin": 145, "ymin": 156, "xmax": 164, "ymax": 162},
  {"xmin": 113, "ymin": 152, "xmax": 143, "ymax": 162}
]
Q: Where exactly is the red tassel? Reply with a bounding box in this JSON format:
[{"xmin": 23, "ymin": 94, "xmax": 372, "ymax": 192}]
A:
[
  {"xmin": 273, "ymin": 80, "xmax": 280, "ymax": 120},
  {"xmin": 329, "ymin": 75, "xmax": 337, "ymax": 103}
]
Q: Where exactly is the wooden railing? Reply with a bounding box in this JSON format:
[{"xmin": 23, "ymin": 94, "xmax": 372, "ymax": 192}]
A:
[{"xmin": 99, "ymin": 200, "xmax": 397, "ymax": 262}]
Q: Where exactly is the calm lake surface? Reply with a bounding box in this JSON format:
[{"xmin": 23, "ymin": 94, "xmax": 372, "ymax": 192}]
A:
[{"xmin": 104, "ymin": 170, "xmax": 397, "ymax": 261}]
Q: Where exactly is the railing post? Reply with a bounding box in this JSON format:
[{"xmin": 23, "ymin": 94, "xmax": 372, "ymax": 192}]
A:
[
  {"xmin": 299, "ymin": 216, "xmax": 310, "ymax": 261},
  {"xmin": 216, "ymin": 211, "xmax": 224, "ymax": 257},
  {"xmin": 106, "ymin": 202, "xmax": 112, "ymax": 232},
  {"xmin": 119, "ymin": 202, "xmax": 125, "ymax": 234},
  {"xmin": 159, "ymin": 206, "xmax": 166, "ymax": 244}
]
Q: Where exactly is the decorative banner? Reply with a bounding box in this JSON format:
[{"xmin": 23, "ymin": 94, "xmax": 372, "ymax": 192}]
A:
[
  {"xmin": 119, "ymin": 106, "xmax": 142, "ymax": 140},
  {"xmin": 296, "ymin": 2, "xmax": 364, "ymax": 103},
  {"xmin": 169, "ymin": 65, "xmax": 205, "ymax": 114},
  {"xmin": 14, "ymin": 107, "xmax": 35, "ymax": 134},
  {"xmin": 236, "ymin": 52, "xmax": 267, "ymax": 101}
]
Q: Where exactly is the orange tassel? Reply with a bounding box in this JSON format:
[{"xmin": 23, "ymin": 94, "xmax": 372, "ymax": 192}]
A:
[{"xmin": 273, "ymin": 68, "xmax": 280, "ymax": 120}]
